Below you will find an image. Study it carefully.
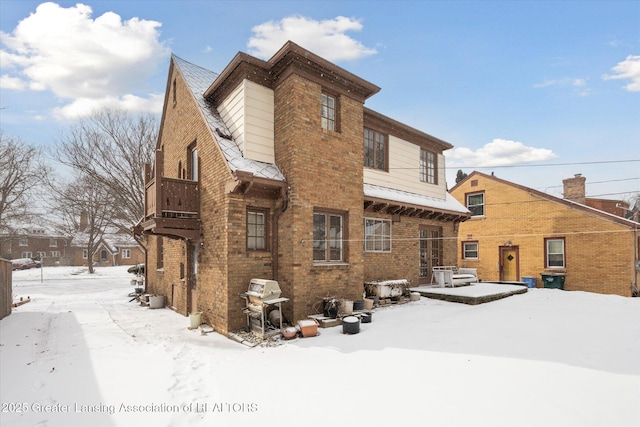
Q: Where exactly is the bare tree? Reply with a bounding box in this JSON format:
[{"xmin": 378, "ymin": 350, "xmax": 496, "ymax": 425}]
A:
[
  {"xmin": 53, "ymin": 175, "xmax": 116, "ymax": 273},
  {"xmin": 54, "ymin": 109, "xmax": 157, "ymax": 235},
  {"xmin": 0, "ymin": 131, "xmax": 49, "ymax": 234}
]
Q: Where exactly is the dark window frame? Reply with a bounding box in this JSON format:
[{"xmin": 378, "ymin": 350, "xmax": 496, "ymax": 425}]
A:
[
  {"xmin": 420, "ymin": 149, "xmax": 437, "ymax": 184},
  {"xmin": 364, "ymin": 128, "xmax": 388, "ymax": 171},
  {"xmin": 246, "ymin": 207, "xmax": 270, "ymax": 251},
  {"xmin": 313, "ymin": 208, "xmax": 348, "ymax": 263},
  {"xmin": 321, "ymin": 92, "xmax": 339, "ymax": 132}
]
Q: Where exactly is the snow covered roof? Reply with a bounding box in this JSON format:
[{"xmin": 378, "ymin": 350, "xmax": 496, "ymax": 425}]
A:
[
  {"xmin": 364, "ymin": 183, "xmax": 470, "ymax": 215},
  {"xmin": 172, "ymin": 55, "xmax": 286, "ymax": 182}
]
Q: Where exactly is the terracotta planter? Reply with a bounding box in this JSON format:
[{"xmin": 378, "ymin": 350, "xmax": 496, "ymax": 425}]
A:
[{"xmin": 297, "ymin": 319, "xmax": 319, "ymax": 337}]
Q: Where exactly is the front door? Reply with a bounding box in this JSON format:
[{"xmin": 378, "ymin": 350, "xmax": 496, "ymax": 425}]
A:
[
  {"xmin": 499, "ymin": 246, "xmax": 519, "ymax": 281},
  {"xmin": 419, "ymin": 226, "xmax": 443, "ymax": 284}
]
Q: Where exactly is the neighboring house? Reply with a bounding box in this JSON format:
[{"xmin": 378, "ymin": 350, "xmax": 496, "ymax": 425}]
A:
[
  {"xmin": 450, "ymin": 171, "xmax": 639, "ymax": 296},
  {"xmin": 135, "ymin": 41, "xmax": 470, "ymax": 335},
  {"xmin": 0, "ymin": 224, "xmax": 71, "ymax": 266},
  {"xmin": 70, "ymin": 228, "xmax": 145, "ymax": 267}
]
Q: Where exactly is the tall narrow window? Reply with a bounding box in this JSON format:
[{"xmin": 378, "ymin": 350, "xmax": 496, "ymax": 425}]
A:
[
  {"xmin": 247, "ymin": 209, "xmax": 268, "ymax": 250},
  {"xmin": 420, "ymin": 149, "xmax": 436, "ymax": 184},
  {"xmin": 313, "ymin": 211, "xmax": 345, "ymax": 262},
  {"xmin": 364, "ymin": 128, "xmax": 387, "ymax": 171},
  {"xmin": 188, "ymin": 144, "xmax": 198, "ymax": 181},
  {"xmin": 545, "ymin": 238, "xmax": 565, "ymax": 268},
  {"xmin": 157, "ymin": 237, "xmax": 164, "ymax": 270},
  {"xmin": 321, "ymin": 93, "xmax": 336, "ymax": 131}
]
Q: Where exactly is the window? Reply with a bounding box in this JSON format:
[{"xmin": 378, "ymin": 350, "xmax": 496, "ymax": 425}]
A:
[
  {"xmin": 466, "ymin": 192, "xmax": 485, "ymax": 216},
  {"xmin": 83, "ymin": 249, "xmax": 88, "ymax": 259},
  {"xmin": 364, "ymin": 218, "xmax": 391, "ymax": 252},
  {"xmin": 321, "ymin": 93, "xmax": 336, "ymax": 131},
  {"xmin": 50, "ymin": 251, "xmax": 60, "ymax": 258},
  {"xmin": 19, "ymin": 238, "xmax": 27, "ymax": 246},
  {"xmin": 247, "ymin": 209, "xmax": 268, "ymax": 251},
  {"xmin": 122, "ymin": 249, "xmax": 131, "ymax": 259},
  {"xmin": 188, "ymin": 143, "xmax": 198, "ymax": 181},
  {"xmin": 420, "ymin": 149, "xmax": 437, "ymax": 184},
  {"xmin": 545, "ymin": 238, "xmax": 565, "ymax": 268},
  {"xmin": 462, "ymin": 241, "xmax": 479, "ymax": 259},
  {"xmin": 50, "ymin": 238, "xmax": 57, "ymax": 247},
  {"xmin": 313, "ymin": 211, "xmax": 345, "ymax": 262},
  {"xmin": 364, "ymin": 128, "xmax": 387, "ymax": 170},
  {"xmin": 37, "ymin": 252, "xmax": 46, "ymax": 260},
  {"xmin": 100, "ymin": 250, "xmax": 108, "ymax": 261},
  {"xmin": 157, "ymin": 237, "xmax": 164, "ymax": 269},
  {"xmin": 22, "ymin": 252, "xmax": 32, "ymax": 258}
]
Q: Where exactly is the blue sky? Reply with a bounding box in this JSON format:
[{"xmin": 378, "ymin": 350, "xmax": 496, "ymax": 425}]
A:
[{"xmin": 1, "ymin": 1, "xmax": 638, "ymax": 200}]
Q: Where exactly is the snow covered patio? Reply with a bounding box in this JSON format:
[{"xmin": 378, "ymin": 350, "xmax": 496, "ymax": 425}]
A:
[
  {"xmin": 2, "ymin": 266, "xmax": 639, "ymax": 427},
  {"xmin": 410, "ymin": 282, "xmax": 529, "ymax": 305}
]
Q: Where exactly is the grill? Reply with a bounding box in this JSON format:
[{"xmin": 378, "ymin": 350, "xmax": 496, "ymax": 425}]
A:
[{"xmin": 241, "ymin": 279, "xmax": 288, "ymax": 338}]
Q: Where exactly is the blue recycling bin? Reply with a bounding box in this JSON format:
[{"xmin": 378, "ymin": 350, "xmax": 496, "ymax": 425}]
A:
[{"xmin": 521, "ymin": 276, "xmax": 537, "ymax": 289}]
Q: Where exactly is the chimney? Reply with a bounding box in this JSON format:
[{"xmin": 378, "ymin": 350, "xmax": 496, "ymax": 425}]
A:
[
  {"xmin": 79, "ymin": 211, "xmax": 88, "ymax": 230},
  {"xmin": 563, "ymin": 174, "xmax": 586, "ymax": 204}
]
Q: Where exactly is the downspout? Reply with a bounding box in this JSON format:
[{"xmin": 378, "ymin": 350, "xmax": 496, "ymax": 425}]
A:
[{"xmin": 272, "ymin": 186, "xmax": 289, "ymax": 281}]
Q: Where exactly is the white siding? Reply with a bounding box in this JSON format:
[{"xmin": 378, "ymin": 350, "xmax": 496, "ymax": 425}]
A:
[
  {"xmin": 363, "ymin": 135, "xmax": 447, "ymax": 199},
  {"xmin": 217, "ymin": 79, "xmax": 275, "ymax": 164}
]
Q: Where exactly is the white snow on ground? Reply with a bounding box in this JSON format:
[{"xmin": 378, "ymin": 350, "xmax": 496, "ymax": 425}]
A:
[{"xmin": 1, "ymin": 266, "xmax": 639, "ymax": 427}]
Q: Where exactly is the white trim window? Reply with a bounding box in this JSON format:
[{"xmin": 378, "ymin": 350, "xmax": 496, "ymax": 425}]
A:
[
  {"xmin": 467, "ymin": 192, "xmax": 485, "ymax": 216},
  {"xmin": 545, "ymin": 238, "xmax": 565, "ymax": 268},
  {"xmin": 462, "ymin": 241, "xmax": 479, "ymax": 259},
  {"xmin": 82, "ymin": 249, "xmax": 88, "ymax": 259},
  {"xmin": 364, "ymin": 218, "xmax": 391, "ymax": 252},
  {"xmin": 122, "ymin": 249, "xmax": 131, "ymax": 259}
]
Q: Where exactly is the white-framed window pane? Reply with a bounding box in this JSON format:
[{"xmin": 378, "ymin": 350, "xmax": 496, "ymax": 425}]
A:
[
  {"xmin": 467, "ymin": 193, "xmax": 484, "ymax": 216},
  {"xmin": 364, "ymin": 218, "xmax": 392, "ymax": 253},
  {"xmin": 463, "ymin": 242, "xmax": 478, "ymax": 259}
]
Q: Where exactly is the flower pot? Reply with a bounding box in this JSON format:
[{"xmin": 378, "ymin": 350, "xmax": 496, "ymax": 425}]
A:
[
  {"xmin": 323, "ymin": 298, "xmax": 338, "ymax": 319},
  {"xmin": 364, "ymin": 298, "xmax": 374, "ymax": 310},
  {"xmin": 353, "ymin": 300, "xmax": 365, "ymax": 311},
  {"xmin": 340, "ymin": 300, "xmax": 353, "ymax": 316},
  {"xmin": 189, "ymin": 312, "xmax": 202, "ymax": 329},
  {"xmin": 297, "ymin": 319, "xmax": 319, "ymax": 337},
  {"xmin": 342, "ymin": 316, "xmax": 360, "ymax": 334},
  {"xmin": 282, "ymin": 326, "xmax": 298, "ymax": 340},
  {"xmin": 361, "ymin": 312, "xmax": 372, "ymax": 323},
  {"xmin": 149, "ymin": 295, "xmax": 165, "ymax": 309}
]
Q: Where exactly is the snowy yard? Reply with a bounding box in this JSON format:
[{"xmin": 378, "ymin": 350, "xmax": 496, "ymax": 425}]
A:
[{"xmin": 1, "ymin": 266, "xmax": 639, "ymax": 427}]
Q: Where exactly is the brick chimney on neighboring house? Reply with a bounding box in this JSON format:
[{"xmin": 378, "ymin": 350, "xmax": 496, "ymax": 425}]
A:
[
  {"xmin": 563, "ymin": 174, "xmax": 586, "ymax": 204},
  {"xmin": 79, "ymin": 211, "xmax": 88, "ymax": 231}
]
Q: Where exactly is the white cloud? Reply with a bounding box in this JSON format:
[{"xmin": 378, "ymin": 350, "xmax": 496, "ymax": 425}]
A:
[
  {"xmin": 603, "ymin": 55, "xmax": 640, "ymax": 92},
  {"xmin": 533, "ymin": 77, "xmax": 591, "ymax": 96},
  {"xmin": 446, "ymin": 139, "xmax": 557, "ymax": 167},
  {"xmin": 0, "ymin": 73, "xmax": 26, "ymax": 89},
  {"xmin": 0, "ymin": 2, "xmax": 169, "ymax": 118},
  {"xmin": 52, "ymin": 93, "xmax": 164, "ymax": 120},
  {"xmin": 248, "ymin": 15, "xmax": 376, "ymax": 62}
]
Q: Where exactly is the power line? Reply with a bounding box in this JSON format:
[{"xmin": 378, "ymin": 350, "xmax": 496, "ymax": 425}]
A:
[{"xmin": 443, "ymin": 159, "xmax": 640, "ymax": 170}]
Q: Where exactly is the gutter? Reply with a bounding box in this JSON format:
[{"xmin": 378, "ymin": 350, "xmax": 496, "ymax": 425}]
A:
[{"xmin": 272, "ymin": 186, "xmax": 289, "ymax": 281}]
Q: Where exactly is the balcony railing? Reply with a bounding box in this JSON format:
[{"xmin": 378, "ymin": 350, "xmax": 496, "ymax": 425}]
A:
[{"xmin": 145, "ymin": 177, "xmax": 199, "ymax": 219}]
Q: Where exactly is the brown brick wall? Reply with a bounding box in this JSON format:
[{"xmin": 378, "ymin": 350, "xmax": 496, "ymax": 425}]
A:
[{"xmin": 452, "ymin": 174, "xmax": 637, "ymax": 296}]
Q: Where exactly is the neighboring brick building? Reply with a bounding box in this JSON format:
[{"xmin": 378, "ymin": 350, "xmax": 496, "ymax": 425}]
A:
[
  {"xmin": 136, "ymin": 41, "xmax": 470, "ymax": 335},
  {"xmin": 0, "ymin": 224, "xmax": 71, "ymax": 266},
  {"xmin": 450, "ymin": 171, "xmax": 639, "ymax": 296}
]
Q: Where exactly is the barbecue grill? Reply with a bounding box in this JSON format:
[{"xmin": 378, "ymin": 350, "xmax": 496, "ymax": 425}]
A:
[{"xmin": 241, "ymin": 279, "xmax": 288, "ymax": 338}]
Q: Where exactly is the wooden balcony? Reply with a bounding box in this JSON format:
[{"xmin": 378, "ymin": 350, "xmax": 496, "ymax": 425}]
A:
[{"xmin": 142, "ymin": 176, "xmax": 201, "ymax": 240}]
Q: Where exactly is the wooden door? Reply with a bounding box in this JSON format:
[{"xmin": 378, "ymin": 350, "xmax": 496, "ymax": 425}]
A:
[{"xmin": 499, "ymin": 246, "xmax": 519, "ymax": 281}]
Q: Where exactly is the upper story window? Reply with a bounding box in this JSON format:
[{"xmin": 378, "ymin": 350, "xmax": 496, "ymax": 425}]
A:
[
  {"xmin": 420, "ymin": 149, "xmax": 437, "ymax": 184},
  {"xmin": 19, "ymin": 238, "xmax": 28, "ymax": 246},
  {"xmin": 313, "ymin": 210, "xmax": 346, "ymax": 262},
  {"xmin": 321, "ymin": 93, "xmax": 336, "ymax": 131},
  {"xmin": 545, "ymin": 238, "xmax": 565, "ymax": 268},
  {"xmin": 364, "ymin": 218, "xmax": 391, "ymax": 252},
  {"xmin": 466, "ymin": 192, "xmax": 485, "ymax": 216},
  {"xmin": 364, "ymin": 128, "xmax": 387, "ymax": 171},
  {"xmin": 188, "ymin": 143, "xmax": 198, "ymax": 181},
  {"xmin": 50, "ymin": 238, "xmax": 58, "ymax": 247}
]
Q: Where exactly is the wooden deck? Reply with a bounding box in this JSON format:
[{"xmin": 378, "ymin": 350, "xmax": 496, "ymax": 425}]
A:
[{"xmin": 410, "ymin": 282, "xmax": 528, "ymax": 305}]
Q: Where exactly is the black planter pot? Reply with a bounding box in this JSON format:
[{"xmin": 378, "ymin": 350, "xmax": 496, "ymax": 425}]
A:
[
  {"xmin": 361, "ymin": 312, "xmax": 372, "ymax": 323},
  {"xmin": 342, "ymin": 316, "xmax": 360, "ymax": 334},
  {"xmin": 323, "ymin": 299, "xmax": 338, "ymax": 319}
]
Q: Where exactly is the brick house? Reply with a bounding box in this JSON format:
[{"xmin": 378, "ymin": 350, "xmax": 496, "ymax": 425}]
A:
[
  {"xmin": 0, "ymin": 224, "xmax": 71, "ymax": 266},
  {"xmin": 450, "ymin": 171, "xmax": 639, "ymax": 296},
  {"xmin": 69, "ymin": 229, "xmax": 145, "ymax": 267},
  {"xmin": 136, "ymin": 41, "xmax": 470, "ymax": 335}
]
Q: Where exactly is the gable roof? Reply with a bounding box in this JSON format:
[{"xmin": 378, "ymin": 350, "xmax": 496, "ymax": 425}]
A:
[
  {"xmin": 172, "ymin": 54, "xmax": 286, "ymax": 182},
  {"xmin": 452, "ymin": 171, "xmax": 640, "ymax": 229}
]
